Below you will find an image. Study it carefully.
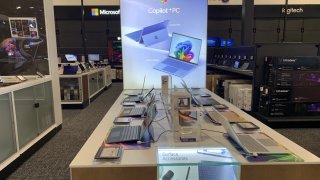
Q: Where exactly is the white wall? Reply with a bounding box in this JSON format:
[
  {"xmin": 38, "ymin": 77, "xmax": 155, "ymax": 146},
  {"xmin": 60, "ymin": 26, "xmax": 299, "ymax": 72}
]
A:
[
  {"xmin": 53, "ymin": 0, "xmax": 119, "ymax": 6},
  {"xmin": 53, "ymin": 0, "xmax": 320, "ymax": 6}
]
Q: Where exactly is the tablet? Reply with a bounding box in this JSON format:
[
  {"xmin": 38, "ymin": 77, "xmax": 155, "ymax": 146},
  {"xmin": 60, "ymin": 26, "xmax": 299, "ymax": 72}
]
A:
[
  {"xmin": 95, "ymin": 146, "xmax": 122, "ymax": 159},
  {"xmin": 237, "ymin": 122, "xmax": 260, "ymax": 130}
]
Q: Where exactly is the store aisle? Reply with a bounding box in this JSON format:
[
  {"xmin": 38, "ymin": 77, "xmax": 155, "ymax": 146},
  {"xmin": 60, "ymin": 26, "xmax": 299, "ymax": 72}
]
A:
[
  {"xmin": 6, "ymin": 82, "xmax": 320, "ymax": 179},
  {"xmin": 7, "ymin": 83, "xmax": 123, "ymax": 180}
]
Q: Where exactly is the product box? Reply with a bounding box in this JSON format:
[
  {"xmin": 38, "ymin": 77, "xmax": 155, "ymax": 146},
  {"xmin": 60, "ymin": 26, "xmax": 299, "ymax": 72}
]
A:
[
  {"xmin": 259, "ymin": 101, "xmax": 320, "ymax": 117},
  {"xmin": 265, "ymin": 56, "xmax": 320, "ymax": 71},
  {"xmin": 260, "ymin": 86, "xmax": 320, "ymax": 103},
  {"xmin": 265, "ymin": 70, "xmax": 320, "ymax": 87}
]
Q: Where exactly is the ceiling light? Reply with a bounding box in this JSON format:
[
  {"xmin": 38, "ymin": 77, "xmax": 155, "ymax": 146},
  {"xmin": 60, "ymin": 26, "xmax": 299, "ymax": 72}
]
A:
[
  {"xmin": 117, "ymin": 37, "xmax": 121, "ymax": 40},
  {"xmin": 29, "ymin": 6, "xmax": 34, "ymax": 9},
  {"xmin": 16, "ymin": 6, "xmax": 21, "ymax": 10}
]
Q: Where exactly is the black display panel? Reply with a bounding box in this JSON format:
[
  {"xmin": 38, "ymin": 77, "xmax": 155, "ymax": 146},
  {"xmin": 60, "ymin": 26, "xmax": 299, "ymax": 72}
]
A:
[{"xmin": 0, "ymin": 0, "xmax": 49, "ymax": 75}]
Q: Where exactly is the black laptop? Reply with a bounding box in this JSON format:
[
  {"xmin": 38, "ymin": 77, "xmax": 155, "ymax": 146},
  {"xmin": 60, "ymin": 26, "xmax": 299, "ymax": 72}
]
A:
[{"xmin": 106, "ymin": 103, "xmax": 157, "ymax": 144}]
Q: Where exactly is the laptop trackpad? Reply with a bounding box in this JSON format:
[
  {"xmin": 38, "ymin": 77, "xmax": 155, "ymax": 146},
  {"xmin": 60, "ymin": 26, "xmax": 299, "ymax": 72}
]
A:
[{"xmin": 163, "ymin": 66, "xmax": 178, "ymax": 73}]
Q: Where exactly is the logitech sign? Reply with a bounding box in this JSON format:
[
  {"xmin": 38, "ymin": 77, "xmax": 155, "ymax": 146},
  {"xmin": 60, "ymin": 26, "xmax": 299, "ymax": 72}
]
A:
[{"xmin": 282, "ymin": 7, "xmax": 304, "ymax": 15}]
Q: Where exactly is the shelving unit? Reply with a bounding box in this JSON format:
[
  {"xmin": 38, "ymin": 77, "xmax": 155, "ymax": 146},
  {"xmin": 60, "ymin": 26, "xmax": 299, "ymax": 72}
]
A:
[
  {"xmin": 59, "ymin": 66, "xmax": 112, "ymax": 108},
  {"xmin": 207, "ymin": 64, "xmax": 253, "ymax": 77},
  {"xmin": 252, "ymin": 43, "xmax": 320, "ymax": 126}
]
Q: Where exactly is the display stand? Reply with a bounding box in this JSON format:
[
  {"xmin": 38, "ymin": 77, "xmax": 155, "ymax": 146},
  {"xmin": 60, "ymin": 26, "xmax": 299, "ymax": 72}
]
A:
[
  {"xmin": 59, "ymin": 66, "xmax": 112, "ymax": 108},
  {"xmin": 0, "ymin": 0, "xmax": 62, "ymax": 173},
  {"xmin": 70, "ymin": 89, "xmax": 320, "ymax": 180}
]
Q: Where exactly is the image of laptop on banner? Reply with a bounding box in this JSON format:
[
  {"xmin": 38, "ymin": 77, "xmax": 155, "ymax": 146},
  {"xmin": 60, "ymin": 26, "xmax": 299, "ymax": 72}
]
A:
[
  {"xmin": 126, "ymin": 20, "xmax": 170, "ymax": 46},
  {"xmin": 153, "ymin": 33, "xmax": 202, "ymax": 78},
  {"xmin": 219, "ymin": 115, "xmax": 289, "ymax": 155}
]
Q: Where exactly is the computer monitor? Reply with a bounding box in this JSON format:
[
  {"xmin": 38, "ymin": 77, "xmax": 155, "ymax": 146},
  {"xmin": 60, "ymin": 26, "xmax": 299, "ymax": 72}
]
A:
[
  {"xmin": 227, "ymin": 39, "xmax": 234, "ymax": 47},
  {"xmin": 88, "ymin": 54, "xmax": 100, "ymax": 61},
  {"xmin": 208, "ymin": 37, "xmax": 219, "ymax": 47},
  {"xmin": 65, "ymin": 54, "xmax": 78, "ymax": 62},
  {"xmin": 220, "ymin": 39, "xmax": 227, "ymax": 47}
]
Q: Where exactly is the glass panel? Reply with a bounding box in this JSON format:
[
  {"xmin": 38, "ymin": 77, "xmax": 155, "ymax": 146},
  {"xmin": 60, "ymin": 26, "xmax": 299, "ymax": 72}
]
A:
[
  {"xmin": 0, "ymin": 0, "xmax": 49, "ymax": 75},
  {"xmin": 60, "ymin": 78, "xmax": 81, "ymax": 101},
  {"xmin": 98, "ymin": 71, "xmax": 105, "ymax": 90},
  {"xmin": 89, "ymin": 73, "xmax": 98, "ymax": 96},
  {"xmin": 0, "ymin": 93, "xmax": 16, "ymax": 163},
  {"xmin": 34, "ymin": 82, "xmax": 54, "ymax": 133},
  {"xmin": 14, "ymin": 86, "xmax": 38, "ymax": 148}
]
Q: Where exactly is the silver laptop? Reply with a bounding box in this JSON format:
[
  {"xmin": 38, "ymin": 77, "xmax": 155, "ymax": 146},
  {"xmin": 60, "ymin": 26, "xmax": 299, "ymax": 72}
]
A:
[
  {"xmin": 126, "ymin": 75, "xmax": 146, "ymax": 96},
  {"xmin": 153, "ymin": 33, "xmax": 202, "ymax": 78},
  {"xmin": 220, "ymin": 116, "xmax": 289, "ymax": 154}
]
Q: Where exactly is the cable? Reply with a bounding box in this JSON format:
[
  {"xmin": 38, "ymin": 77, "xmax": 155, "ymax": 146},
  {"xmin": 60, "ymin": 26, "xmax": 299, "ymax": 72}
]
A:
[
  {"xmin": 153, "ymin": 116, "xmax": 167, "ymax": 122},
  {"xmin": 201, "ymin": 129, "xmax": 225, "ymax": 134},
  {"xmin": 138, "ymin": 130, "xmax": 176, "ymax": 144}
]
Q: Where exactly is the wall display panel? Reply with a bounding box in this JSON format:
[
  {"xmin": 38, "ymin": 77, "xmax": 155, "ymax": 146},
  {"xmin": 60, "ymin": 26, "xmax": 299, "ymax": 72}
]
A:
[
  {"xmin": 0, "ymin": 0, "xmax": 49, "ymax": 75},
  {"xmin": 121, "ymin": 0, "xmax": 207, "ymax": 89}
]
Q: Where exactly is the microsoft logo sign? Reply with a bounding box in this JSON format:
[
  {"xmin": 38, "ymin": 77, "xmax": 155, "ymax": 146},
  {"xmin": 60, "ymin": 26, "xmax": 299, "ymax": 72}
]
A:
[
  {"xmin": 91, "ymin": 8, "xmax": 120, "ymax": 16},
  {"xmin": 91, "ymin": 8, "xmax": 99, "ymax": 16}
]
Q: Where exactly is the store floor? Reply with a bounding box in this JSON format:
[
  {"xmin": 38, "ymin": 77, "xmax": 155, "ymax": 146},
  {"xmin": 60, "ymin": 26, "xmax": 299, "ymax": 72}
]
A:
[{"xmin": 6, "ymin": 83, "xmax": 320, "ymax": 179}]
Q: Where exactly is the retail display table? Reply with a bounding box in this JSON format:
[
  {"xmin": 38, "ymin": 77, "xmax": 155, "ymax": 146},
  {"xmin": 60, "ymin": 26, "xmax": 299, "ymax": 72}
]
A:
[{"xmin": 70, "ymin": 89, "xmax": 320, "ymax": 180}]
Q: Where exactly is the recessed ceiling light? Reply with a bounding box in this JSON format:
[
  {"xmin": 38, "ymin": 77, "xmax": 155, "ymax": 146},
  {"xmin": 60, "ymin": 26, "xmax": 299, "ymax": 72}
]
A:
[
  {"xmin": 29, "ymin": 6, "xmax": 34, "ymax": 9},
  {"xmin": 117, "ymin": 37, "xmax": 121, "ymax": 40},
  {"xmin": 16, "ymin": 6, "xmax": 21, "ymax": 10}
]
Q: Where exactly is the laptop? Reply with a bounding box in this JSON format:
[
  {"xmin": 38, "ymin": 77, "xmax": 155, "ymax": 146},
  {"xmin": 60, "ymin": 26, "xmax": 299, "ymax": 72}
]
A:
[
  {"xmin": 219, "ymin": 116, "xmax": 289, "ymax": 154},
  {"xmin": 119, "ymin": 107, "xmax": 146, "ymax": 117},
  {"xmin": 126, "ymin": 75, "xmax": 146, "ymax": 96},
  {"xmin": 124, "ymin": 87, "xmax": 154, "ymax": 103},
  {"xmin": 154, "ymin": 33, "xmax": 202, "ymax": 78},
  {"xmin": 106, "ymin": 102, "xmax": 158, "ymax": 144},
  {"xmin": 126, "ymin": 20, "xmax": 170, "ymax": 46},
  {"xmin": 181, "ymin": 79, "xmax": 219, "ymax": 106}
]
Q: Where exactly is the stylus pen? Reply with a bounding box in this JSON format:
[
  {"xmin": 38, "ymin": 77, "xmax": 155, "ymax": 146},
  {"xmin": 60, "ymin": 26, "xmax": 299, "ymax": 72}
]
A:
[{"xmin": 185, "ymin": 166, "xmax": 190, "ymax": 180}]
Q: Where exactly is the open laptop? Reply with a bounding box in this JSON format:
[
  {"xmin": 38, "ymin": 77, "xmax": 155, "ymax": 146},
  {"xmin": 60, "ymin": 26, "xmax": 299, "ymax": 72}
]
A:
[
  {"xmin": 106, "ymin": 102, "xmax": 157, "ymax": 144},
  {"xmin": 181, "ymin": 79, "xmax": 219, "ymax": 106},
  {"xmin": 123, "ymin": 87, "xmax": 154, "ymax": 103},
  {"xmin": 126, "ymin": 20, "xmax": 170, "ymax": 46},
  {"xmin": 153, "ymin": 33, "xmax": 202, "ymax": 78},
  {"xmin": 126, "ymin": 75, "xmax": 146, "ymax": 96},
  {"xmin": 219, "ymin": 116, "xmax": 289, "ymax": 154}
]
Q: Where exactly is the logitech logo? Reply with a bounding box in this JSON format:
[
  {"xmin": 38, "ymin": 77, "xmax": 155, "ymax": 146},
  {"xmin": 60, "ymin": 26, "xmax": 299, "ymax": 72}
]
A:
[
  {"xmin": 282, "ymin": 8, "xmax": 303, "ymax": 15},
  {"xmin": 91, "ymin": 8, "xmax": 120, "ymax": 16},
  {"xmin": 161, "ymin": 0, "xmax": 168, "ymax": 4}
]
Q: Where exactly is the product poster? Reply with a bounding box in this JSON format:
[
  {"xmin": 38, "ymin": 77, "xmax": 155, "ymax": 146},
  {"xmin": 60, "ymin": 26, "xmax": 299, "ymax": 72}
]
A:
[
  {"xmin": 9, "ymin": 17, "xmax": 39, "ymax": 39},
  {"xmin": 121, "ymin": 0, "xmax": 208, "ymax": 89}
]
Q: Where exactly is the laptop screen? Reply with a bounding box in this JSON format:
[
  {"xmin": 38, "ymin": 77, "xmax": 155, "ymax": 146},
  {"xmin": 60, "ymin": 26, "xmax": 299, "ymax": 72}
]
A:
[
  {"xmin": 168, "ymin": 33, "xmax": 202, "ymax": 65},
  {"xmin": 88, "ymin": 54, "xmax": 100, "ymax": 61},
  {"xmin": 65, "ymin": 54, "xmax": 77, "ymax": 62}
]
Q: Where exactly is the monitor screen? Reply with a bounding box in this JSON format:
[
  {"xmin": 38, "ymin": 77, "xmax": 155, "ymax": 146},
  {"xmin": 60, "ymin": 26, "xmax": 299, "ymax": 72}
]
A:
[
  {"xmin": 208, "ymin": 37, "xmax": 219, "ymax": 47},
  {"xmin": 227, "ymin": 39, "xmax": 234, "ymax": 47},
  {"xmin": 220, "ymin": 39, "xmax": 227, "ymax": 47},
  {"xmin": 88, "ymin": 54, "xmax": 100, "ymax": 61},
  {"xmin": 168, "ymin": 33, "xmax": 202, "ymax": 65},
  {"xmin": 65, "ymin": 54, "xmax": 77, "ymax": 62}
]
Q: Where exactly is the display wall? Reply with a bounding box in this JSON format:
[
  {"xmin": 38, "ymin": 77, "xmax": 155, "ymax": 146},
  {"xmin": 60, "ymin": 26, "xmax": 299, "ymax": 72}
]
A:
[
  {"xmin": 121, "ymin": 0, "xmax": 208, "ymax": 89},
  {"xmin": 0, "ymin": 0, "xmax": 49, "ymax": 75}
]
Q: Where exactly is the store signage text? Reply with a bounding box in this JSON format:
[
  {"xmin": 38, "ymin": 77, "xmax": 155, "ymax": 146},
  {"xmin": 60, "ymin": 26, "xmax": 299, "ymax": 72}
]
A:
[
  {"xmin": 91, "ymin": 8, "xmax": 120, "ymax": 16},
  {"xmin": 282, "ymin": 8, "xmax": 304, "ymax": 15}
]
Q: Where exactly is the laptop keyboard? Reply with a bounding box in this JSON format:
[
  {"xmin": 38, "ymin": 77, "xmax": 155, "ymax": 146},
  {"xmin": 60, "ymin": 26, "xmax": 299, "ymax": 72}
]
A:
[
  {"xmin": 163, "ymin": 58, "xmax": 194, "ymax": 71},
  {"xmin": 130, "ymin": 107, "xmax": 145, "ymax": 116},
  {"xmin": 125, "ymin": 96, "xmax": 141, "ymax": 102},
  {"xmin": 238, "ymin": 134, "xmax": 269, "ymax": 152},
  {"xmin": 120, "ymin": 126, "xmax": 140, "ymax": 141}
]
